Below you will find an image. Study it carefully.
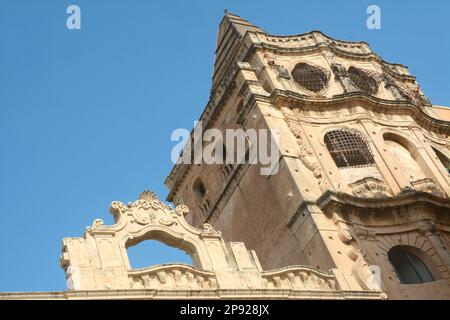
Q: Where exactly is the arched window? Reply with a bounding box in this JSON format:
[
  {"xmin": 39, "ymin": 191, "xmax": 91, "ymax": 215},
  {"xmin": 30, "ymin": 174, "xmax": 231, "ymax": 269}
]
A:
[
  {"xmin": 221, "ymin": 143, "xmax": 228, "ymax": 163},
  {"xmin": 236, "ymin": 99, "xmax": 244, "ymax": 115},
  {"xmin": 348, "ymin": 66, "xmax": 379, "ymax": 95},
  {"xmin": 324, "ymin": 129, "xmax": 375, "ymax": 168},
  {"xmin": 291, "ymin": 63, "xmax": 330, "ymax": 92},
  {"xmin": 432, "ymin": 147, "xmax": 450, "ymax": 175},
  {"xmin": 388, "ymin": 246, "xmax": 435, "ymax": 284},
  {"xmin": 383, "ymin": 134, "xmax": 426, "ymax": 181},
  {"xmin": 193, "ymin": 178, "xmax": 206, "ymax": 200}
]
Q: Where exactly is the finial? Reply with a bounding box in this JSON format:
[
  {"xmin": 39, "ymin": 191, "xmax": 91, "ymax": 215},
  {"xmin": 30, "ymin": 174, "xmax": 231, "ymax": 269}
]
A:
[{"xmin": 224, "ymin": 9, "xmax": 228, "ymax": 14}]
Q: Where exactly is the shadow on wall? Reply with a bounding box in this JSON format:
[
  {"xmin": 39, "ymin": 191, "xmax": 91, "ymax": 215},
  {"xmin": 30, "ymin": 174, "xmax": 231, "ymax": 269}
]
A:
[{"xmin": 127, "ymin": 240, "xmax": 193, "ymax": 269}]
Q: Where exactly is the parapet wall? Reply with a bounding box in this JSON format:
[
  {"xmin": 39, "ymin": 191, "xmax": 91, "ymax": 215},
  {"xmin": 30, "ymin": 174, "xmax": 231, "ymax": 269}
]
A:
[{"xmin": 58, "ymin": 191, "xmax": 384, "ymax": 299}]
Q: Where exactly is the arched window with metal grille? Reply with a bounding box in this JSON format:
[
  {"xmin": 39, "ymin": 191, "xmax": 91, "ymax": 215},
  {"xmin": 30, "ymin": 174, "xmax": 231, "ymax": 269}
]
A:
[
  {"xmin": 348, "ymin": 66, "xmax": 379, "ymax": 95},
  {"xmin": 324, "ymin": 129, "xmax": 375, "ymax": 168},
  {"xmin": 291, "ymin": 63, "xmax": 330, "ymax": 92}
]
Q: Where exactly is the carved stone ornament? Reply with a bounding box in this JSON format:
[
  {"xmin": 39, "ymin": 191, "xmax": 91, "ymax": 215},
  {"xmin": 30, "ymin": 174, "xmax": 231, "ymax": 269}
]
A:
[
  {"xmin": 331, "ymin": 63, "xmax": 358, "ymax": 93},
  {"xmin": 58, "ymin": 191, "xmax": 383, "ymax": 297},
  {"xmin": 275, "ymin": 64, "xmax": 291, "ymax": 79},
  {"xmin": 281, "ymin": 108, "xmax": 329, "ymax": 190},
  {"xmin": 349, "ymin": 177, "xmax": 392, "ymax": 199},
  {"xmin": 410, "ymin": 178, "xmax": 446, "ymax": 198},
  {"xmin": 397, "ymin": 83, "xmax": 431, "ymax": 107},
  {"xmin": 331, "ymin": 215, "xmax": 380, "ymax": 292},
  {"xmin": 382, "ymin": 73, "xmax": 405, "ymax": 101}
]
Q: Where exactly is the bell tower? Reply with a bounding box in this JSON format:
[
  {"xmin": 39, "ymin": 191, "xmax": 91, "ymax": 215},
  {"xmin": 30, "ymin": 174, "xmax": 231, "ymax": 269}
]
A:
[{"xmin": 165, "ymin": 13, "xmax": 450, "ymax": 299}]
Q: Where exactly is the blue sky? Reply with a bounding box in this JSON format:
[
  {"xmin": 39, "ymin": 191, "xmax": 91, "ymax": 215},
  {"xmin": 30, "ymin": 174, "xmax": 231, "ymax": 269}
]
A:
[{"xmin": 0, "ymin": 0, "xmax": 449, "ymax": 292}]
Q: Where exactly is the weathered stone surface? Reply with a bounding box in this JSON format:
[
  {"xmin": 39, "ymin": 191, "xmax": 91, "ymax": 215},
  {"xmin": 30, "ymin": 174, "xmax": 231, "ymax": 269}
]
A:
[
  {"xmin": 165, "ymin": 13, "xmax": 450, "ymax": 300},
  {"xmin": 58, "ymin": 191, "xmax": 379, "ymax": 298}
]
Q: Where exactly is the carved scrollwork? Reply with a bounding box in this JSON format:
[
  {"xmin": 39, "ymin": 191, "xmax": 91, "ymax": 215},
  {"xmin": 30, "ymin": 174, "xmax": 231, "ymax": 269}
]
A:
[
  {"xmin": 128, "ymin": 265, "xmax": 218, "ymax": 290},
  {"xmin": 332, "ymin": 215, "xmax": 379, "ymax": 291},
  {"xmin": 201, "ymin": 223, "xmax": 222, "ymax": 237},
  {"xmin": 396, "ymin": 83, "xmax": 431, "ymax": 107},
  {"xmin": 268, "ymin": 60, "xmax": 291, "ymax": 79},
  {"xmin": 382, "ymin": 73, "xmax": 405, "ymax": 101},
  {"xmin": 91, "ymin": 219, "xmax": 104, "ymax": 230},
  {"xmin": 281, "ymin": 108, "xmax": 328, "ymax": 189},
  {"xmin": 65, "ymin": 191, "xmax": 367, "ymax": 296},
  {"xmin": 349, "ymin": 177, "xmax": 392, "ymax": 199},
  {"xmin": 110, "ymin": 201, "xmax": 129, "ymax": 214},
  {"xmin": 175, "ymin": 204, "xmax": 189, "ymax": 216},
  {"xmin": 332, "ymin": 63, "xmax": 358, "ymax": 93},
  {"xmin": 133, "ymin": 209, "xmax": 156, "ymax": 225},
  {"xmin": 261, "ymin": 266, "xmax": 338, "ymax": 291},
  {"xmin": 410, "ymin": 178, "xmax": 446, "ymax": 198},
  {"xmin": 109, "ymin": 191, "xmax": 180, "ymax": 226}
]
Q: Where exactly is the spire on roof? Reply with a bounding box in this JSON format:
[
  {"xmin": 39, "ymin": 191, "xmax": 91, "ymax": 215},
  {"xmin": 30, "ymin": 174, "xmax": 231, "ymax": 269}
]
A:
[
  {"xmin": 212, "ymin": 12, "xmax": 265, "ymax": 90},
  {"xmin": 220, "ymin": 11, "xmax": 265, "ymax": 37}
]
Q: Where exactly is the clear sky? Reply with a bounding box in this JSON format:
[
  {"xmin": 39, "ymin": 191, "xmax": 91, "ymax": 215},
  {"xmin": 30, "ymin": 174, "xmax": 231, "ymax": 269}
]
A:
[{"xmin": 0, "ymin": 0, "xmax": 449, "ymax": 292}]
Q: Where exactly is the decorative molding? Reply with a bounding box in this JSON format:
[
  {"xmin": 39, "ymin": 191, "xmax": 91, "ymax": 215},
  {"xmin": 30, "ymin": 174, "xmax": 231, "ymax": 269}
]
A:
[
  {"xmin": 128, "ymin": 264, "xmax": 218, "ymax": 290},
  {"xmin": 349, "ymin": 177, "xmax": 392, "ymax": 199},
  {"xmin": 281, "ymin": 107, "xmax": 329, "ymax": 189},
  {"xmin": 61, "ymin": 192, "xmax": 366, "ymax": 296},
  {"xmin": 261, "ymin": 266, "xmax": 337, "ymax": 291},
  {"xmin": 411, "ymin": 178, "xmax": 446, "ymax": 198},
  {"xmin": 317, "ymin": 189, "xmax": 450, "ymax": 215},
  {"xmin": 332, "ymin": 63, "xmax": 358, "ymax": 93}
]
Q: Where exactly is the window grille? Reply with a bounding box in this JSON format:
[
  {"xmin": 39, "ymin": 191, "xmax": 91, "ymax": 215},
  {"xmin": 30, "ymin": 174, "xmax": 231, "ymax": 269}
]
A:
[
  {"xmin": 291, "ymin": 63, "xmax": 330, "ymax": 92},
  {"xmin": 324, "ymin": 129, "xmax": 375, "ymax": 168},
  {"xmin": 348, "ymin": 66, "xmax": 379, "ymax": 95}
]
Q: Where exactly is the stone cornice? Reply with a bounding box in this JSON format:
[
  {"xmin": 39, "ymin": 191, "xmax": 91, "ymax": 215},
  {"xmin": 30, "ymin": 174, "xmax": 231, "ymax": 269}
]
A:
[
  {"xmin": 247, "ymin": 31, "xmax": 414, "ymax": 82},
  {"xmin": 317, "ymin": 189, "xmax": 450, "ymax": 214},
  {"xmin": 166, "ymin": 87, "xmax": 449, "ymax": 202},
  {"xmin": 271, "ymin": 90, "xmax": 450, "ymax": 134},
  {"xmin": 165, "ymin": 26, "xmax": 448, "ymax": 202},
  {"xmin": 0, "ymin": 288, "xmax": 385, "ymax": 300}
]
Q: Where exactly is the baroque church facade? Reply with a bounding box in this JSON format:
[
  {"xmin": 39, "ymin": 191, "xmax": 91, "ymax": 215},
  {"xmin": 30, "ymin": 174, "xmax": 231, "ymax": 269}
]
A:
[
  {"xmin": 2, "ymin": 13, "xmax": 449, "ymax": 300},
  {"xmin": 165, "ymin": 13, "xmax": 450, "ymax": 299}
]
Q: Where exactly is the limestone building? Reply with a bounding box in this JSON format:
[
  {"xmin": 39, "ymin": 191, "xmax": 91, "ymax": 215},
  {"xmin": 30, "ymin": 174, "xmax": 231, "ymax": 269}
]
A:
[
  {"xmin": 1, "ymin": 13, "xmax": 449, "ymax": 300},
  {"xmin": 165, "ymin": 13, "xmax": 450, "ymax": 299}
]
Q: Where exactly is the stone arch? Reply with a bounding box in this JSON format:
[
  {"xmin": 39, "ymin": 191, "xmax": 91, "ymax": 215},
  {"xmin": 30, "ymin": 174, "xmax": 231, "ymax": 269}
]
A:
[
  {"xmin": 374, "ymin": 231, "xmax": 444, "ymax": 284},
  {"xmin": 126, "ymin": 239, "xmax": 192, "ymax": 269},
  {"xmin": 382, "ymin": 132, "xmax": 427, "ymax": 183},
  {"xmin": 431, "ymin": 146, "xmax": 450, "ymax": 175},
  {"xmin": 382, "ymin": 131, "xmax": 447, "ymax": 198},
  {"xmin": 192, "ymin": 177, "xmax": 210, "ymax": 215},
  {"xmin": 324, "ymin": 128, "xmax": 375, "ymax": 169},
  {"xmin": 60, "ymin": 191, "xmax": 376, "ymax": 294},
  {"xmin": 291, "ymin": 62, "xmax": 331, "ymax": 93},
  {"xmin": 108, "ymin": 192, "xmax": 220, "ymax": 271},
  {"xmin": 193, "ymin": 177, "xmax": 206, "ymax": 200},
  {"xmin": 387, "ymin": 245, "xmax": 440, "ymax": 284},
  {"xmin": 347, "ymin": 66, "xmax": 380, "ymax": 95},
  {"xmin": 321, "ymin": 127, "xmax": 387, "ymax": 193},
  {"xmin": 122, "ymin": 226, "xmax": 201, "ymax": 270}
]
